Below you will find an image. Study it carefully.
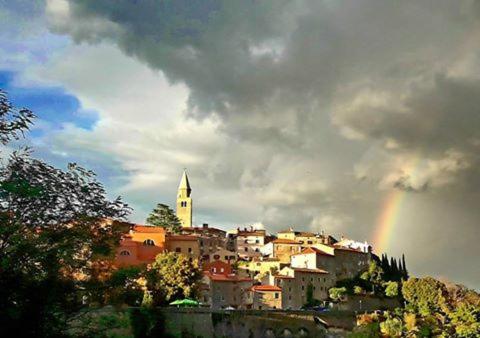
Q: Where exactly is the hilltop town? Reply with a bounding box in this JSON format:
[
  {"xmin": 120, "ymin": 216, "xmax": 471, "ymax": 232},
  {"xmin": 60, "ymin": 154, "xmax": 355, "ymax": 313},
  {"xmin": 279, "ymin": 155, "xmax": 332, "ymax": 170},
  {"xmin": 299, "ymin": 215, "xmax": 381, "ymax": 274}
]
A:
[{"xmin": 114, "ymin": 170, "xmax": 376, "ymax": 310}]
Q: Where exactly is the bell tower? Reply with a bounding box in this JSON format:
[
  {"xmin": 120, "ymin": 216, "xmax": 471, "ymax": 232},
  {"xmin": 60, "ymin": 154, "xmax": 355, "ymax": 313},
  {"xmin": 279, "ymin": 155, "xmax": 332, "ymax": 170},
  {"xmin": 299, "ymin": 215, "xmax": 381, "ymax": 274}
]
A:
[{"xmin": 176, "ymin": 169, "xmax": 192, "ymax": 227}]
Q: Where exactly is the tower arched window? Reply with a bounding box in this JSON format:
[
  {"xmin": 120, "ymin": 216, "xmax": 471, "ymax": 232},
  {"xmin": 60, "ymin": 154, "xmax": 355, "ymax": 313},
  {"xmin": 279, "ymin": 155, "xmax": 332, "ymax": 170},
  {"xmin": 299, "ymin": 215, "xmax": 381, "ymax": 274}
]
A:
[
  {"xmin": 120, "ymin": 250, "xmax": 130, "ymax": 256},
  {"xmin": 143, "ymin": 239, "xmax": 155, "ymax": 246}
]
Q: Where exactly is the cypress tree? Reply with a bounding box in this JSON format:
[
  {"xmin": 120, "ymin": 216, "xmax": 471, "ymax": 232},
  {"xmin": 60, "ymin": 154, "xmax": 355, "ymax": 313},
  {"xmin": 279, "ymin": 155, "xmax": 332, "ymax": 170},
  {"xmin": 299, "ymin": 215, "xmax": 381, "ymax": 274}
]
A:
[{"xmin": 401, "ymin": 254, "xmax": 409, "ymax": 279}]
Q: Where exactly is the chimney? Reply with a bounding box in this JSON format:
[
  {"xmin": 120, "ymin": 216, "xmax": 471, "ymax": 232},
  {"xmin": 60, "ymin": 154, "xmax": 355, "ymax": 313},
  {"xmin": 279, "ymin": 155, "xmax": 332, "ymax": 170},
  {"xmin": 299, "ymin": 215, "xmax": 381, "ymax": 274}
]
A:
[{"xmin": 203, "ymin": 223, "xmax": 208, "ymax": 229}]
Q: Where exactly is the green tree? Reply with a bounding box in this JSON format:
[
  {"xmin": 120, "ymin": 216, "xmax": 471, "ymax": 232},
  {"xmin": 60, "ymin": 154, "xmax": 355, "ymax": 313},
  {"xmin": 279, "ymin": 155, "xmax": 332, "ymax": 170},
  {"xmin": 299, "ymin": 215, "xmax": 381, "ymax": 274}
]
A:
[
  {"xmin": 402, "ymin": 277, "xmax": 450, "ymax": 316},
  {"xmin": 145, "ymin": 252, "xmax": 202, "ymax": 305},
  {"xmin": 384, "ymin": 281, "xmax": 399, "ymax": 298},
  {"xmin": 360, "ymin": 260, "xmax": 384, "ymax": 294},
  {"xmin": 146, "ymin": 203, "xmax": 181, "ymax": 233},
  {"xmin": 449, "ymin": 302, "xmax": 480, "ymax": 338},
  {"xmin": 329, "ymin": 287, "xmax": 347, "ymax": 302}
]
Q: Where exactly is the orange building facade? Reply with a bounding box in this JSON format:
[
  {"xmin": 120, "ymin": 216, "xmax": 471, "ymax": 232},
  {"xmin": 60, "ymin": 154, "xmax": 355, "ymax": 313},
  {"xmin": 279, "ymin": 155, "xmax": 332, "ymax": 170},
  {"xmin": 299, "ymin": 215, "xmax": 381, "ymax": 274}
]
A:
[{"xmin": 115, "ymin": 225, "xmax": 166, "ymax": 266}]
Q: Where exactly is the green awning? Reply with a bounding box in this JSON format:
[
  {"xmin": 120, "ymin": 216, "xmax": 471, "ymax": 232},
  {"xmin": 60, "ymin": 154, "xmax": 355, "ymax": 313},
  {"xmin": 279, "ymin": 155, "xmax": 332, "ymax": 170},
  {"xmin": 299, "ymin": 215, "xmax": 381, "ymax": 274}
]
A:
[{"xmin": 169, "ymin": 298, "xmax": 199, "ymax": 307}]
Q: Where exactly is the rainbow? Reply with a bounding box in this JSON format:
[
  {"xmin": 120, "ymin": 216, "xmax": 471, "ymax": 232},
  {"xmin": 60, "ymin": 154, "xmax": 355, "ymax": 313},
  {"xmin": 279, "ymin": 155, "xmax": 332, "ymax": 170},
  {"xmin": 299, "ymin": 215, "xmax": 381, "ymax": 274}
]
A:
[{"xmin": 372, "ymin": 155, "xmax": 422, "ymax": 254}]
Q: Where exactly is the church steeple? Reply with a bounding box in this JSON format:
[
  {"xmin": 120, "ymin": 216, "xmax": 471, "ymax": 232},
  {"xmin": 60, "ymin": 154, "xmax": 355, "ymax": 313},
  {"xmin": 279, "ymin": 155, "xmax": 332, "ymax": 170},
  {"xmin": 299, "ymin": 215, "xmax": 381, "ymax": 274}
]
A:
[
  {"xmin": 178, "ymin": 169, "xmax": 191, "ymax": 198},
  {"xmin": 176, "ymin": 169, "xmax": 192, "ymax": 227}
]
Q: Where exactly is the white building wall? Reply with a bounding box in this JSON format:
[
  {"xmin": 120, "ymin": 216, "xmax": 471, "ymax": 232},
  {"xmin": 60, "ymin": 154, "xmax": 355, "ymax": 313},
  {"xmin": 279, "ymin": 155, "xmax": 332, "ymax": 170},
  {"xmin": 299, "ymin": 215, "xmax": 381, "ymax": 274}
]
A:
[{"xmin": 290, "ymin": 253, "xmax": 317, "ymax": 269}]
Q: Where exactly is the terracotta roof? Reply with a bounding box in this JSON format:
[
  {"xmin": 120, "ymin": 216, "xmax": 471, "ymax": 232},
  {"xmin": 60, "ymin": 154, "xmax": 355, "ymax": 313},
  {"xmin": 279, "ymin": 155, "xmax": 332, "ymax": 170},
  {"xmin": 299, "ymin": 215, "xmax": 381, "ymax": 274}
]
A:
[
  {"xmin": 166, "ymin": 235, "xmax": 198, "ymax": 241},
  {"xmin": 251, "ymin": 285, "xmax": 282, "ymax": 292},
  {"xmin": 133, "ymin": 225, "xmax": 166, "ymax": 233},
  {"xmin": 182, "ymin": 227, "xmax": 226, "ymax": 234},
  {"xmin": 272, "ymin": 238, "xmax": 301, "ymax": 245},
  {"xmin": 292, "ymin": 267, "xmax": 329, "ymax": 274},
  {"xmin": 291, "ymin": 247, "xmax": 334, "ymax": 257},
  {"xmin": 208, "ymin": 274, "xmax": 253, "ymax": 282}
]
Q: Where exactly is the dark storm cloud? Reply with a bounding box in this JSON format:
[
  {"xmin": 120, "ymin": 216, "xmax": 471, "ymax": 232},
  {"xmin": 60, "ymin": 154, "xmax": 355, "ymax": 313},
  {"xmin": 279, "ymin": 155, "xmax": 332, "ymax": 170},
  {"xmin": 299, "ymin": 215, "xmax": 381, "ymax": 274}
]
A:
[{"xmin": 50, "ymin": 1, "xmax": 480, "ymax": 152}]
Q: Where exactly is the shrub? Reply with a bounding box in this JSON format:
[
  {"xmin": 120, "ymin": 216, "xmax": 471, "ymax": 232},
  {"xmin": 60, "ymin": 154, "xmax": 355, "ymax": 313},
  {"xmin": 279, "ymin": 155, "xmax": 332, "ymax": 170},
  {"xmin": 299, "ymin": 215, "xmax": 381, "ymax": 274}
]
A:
[
  {"xmin": 329, "ymin": 287, "xmax": 347, "ymax": 302},
  {"xmin": 380, "ymin": 317, "xmax": 403, "ymax": 337}
]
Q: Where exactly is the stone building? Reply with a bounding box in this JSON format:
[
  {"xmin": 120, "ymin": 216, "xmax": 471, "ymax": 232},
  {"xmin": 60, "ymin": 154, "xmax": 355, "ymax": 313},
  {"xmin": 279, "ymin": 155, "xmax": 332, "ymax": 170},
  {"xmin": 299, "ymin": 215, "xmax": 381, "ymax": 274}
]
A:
[
  {"xmin": 181, "ymin": 223, "xmax": 228, "ymax": 261},
  {"xmin": 272, "ymin": 266, "xmax": 334, "ymax": 309},
  {"xmin": 238, "ymin": 257, "xmax": 281, "ymax": 277},
  {"xmin": 202, "ymin": 273, "xmax": 254, "ymax": 309},
  {"xmin": 165, "ymin": 234, "xmax": 201, "ymax": 261},
  {"xmin": 292, "ymin": 244, "xmax": 371, "ymax": 281},
  {"xmin": 250, "ymin": 285, "xmax": 282, "ymax": 310},
  {"xmin": 207, "ymin": 247, "xmax": 237, "ymax": 264},
  {"xmin": 277, "ymin": 228, "xmax": 337, "ymax": 246},
  {"xmin": 235, "ymin": 228, "xmax": 266, "ymax": 260},
  {"xmin": 261, "ymin": 238, "xmax": 302, "ymax": 263}
]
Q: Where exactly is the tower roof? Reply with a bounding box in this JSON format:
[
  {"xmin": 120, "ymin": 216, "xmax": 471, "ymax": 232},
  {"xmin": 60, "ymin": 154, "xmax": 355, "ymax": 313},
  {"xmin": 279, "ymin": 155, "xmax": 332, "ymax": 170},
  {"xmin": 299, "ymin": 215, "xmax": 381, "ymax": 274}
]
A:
[{"xmin": 178, "ymin": 170, "xmax": 191, "ymax": 195}]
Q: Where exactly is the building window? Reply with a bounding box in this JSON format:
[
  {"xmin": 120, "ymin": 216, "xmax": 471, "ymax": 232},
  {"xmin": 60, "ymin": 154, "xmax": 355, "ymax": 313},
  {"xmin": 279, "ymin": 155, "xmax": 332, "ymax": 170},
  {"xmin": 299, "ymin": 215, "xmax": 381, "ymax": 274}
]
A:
[
  {"xmin": 301, "ymin": 286, "xmax": 304, "ymax": 290},
  {"xmin": 255, "ymin": 239, "xmax": 259, "ymax": 244},
  {"xmin": 220, "ymin": 268, "xmax": 224, "ymax": 273},
  {"xmin": 188, "ymin": 247, "xmax": 192, "ymax": 253},
  {"xmin": 212, "ymin": 268, "xmax": 217, "ymax": 273},
  {"xmin": 244, "ymin": 239, "xmax": 248, "ymax": 244},
  {"xmin": 289, "ymin": 287, "xmax": 291, "ymax": 292},
  {"xmin": 214, "ymin": 254, "xmax": 220, "ymax": 260},
  {"xmin": 175, "ymin": 247, "xmax": 181, "ymax": 253},
  {"xmin": 119, "ymin": 250, "xmax": 130, "ymax": 256},
  {"xmin": 275, "ymin": 293, "xmax": 279, "ymax": 299},
  {"xmin": 143, "ymin": 239, "xmax": 155, "ymax": 246},
  {"xmin": 244, "ymin": 247, "xmax": 248, "ymax": 252},
  {"xmin": 255, "ymin": 248, "xmax": 260, "ymax": 252},
  {"xmin": 307, "ymin": 241, "xmax": 313, "ymax": 244}
]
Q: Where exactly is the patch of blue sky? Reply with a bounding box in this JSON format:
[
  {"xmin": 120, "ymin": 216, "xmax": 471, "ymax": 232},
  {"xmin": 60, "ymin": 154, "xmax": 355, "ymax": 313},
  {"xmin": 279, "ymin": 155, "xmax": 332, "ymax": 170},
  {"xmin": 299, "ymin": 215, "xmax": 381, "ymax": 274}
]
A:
[{"xmin": 0, "ymin": 70, "xmax": 99, "ymax": 137}]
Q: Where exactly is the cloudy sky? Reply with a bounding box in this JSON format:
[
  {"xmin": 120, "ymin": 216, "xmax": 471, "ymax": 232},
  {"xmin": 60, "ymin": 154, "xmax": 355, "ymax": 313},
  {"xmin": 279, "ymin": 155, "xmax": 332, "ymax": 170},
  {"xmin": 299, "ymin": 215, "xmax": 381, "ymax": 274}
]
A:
[{"xmin": 1, "ymin": 0, "xmax": 479, "ymax": 289}]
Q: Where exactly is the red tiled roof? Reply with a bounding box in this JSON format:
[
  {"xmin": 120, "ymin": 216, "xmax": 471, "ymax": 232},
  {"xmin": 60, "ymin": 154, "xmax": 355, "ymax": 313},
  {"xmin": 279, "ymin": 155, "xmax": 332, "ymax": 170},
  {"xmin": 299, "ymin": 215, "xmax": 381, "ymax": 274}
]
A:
[
  {"xmin": 166, "ymin": 235, "xmax": 198, "ymax": 241},
  {"xmin": 252, "ymin": 285, "xmax": 282, "ymax": 292},
  {"xmin": 133, "ymin": 225, "xmax": 166, "ymax": 233},
  {"xmin": 272, "ymin": 239, "xmax": 301, "ymax": 244},
  {"xmin": 208, "ymin": 274, "xmax": 253, "ymax": 282},
  {"xmin": 292, "ymin": 267, "xmax": 329, "ymax": 274}
]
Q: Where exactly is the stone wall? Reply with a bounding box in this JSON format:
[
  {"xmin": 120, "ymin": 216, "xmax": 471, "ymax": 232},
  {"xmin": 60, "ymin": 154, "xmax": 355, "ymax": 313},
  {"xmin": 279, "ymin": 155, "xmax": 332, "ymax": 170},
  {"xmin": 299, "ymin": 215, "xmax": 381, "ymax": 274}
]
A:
[{"xmin": 158, "ymin": 308, "xmax": 355, "ymax": 338}]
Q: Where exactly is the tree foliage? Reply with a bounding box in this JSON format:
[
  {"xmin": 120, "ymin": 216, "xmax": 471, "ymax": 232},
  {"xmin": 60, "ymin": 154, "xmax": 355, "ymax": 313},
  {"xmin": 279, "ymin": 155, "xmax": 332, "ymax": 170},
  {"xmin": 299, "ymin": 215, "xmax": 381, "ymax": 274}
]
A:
[
  {"xmin": 355, "ymin": 276, "xmax": 480, "ymax": 337},
  {"xmin": 146, "ymin": 203, "xmax": 181, "ymax": 233},
  {"xmin": 379, "ymin": 253, "xmax": 409, "ymax": 282},
  {"xmin": 145, "ymin": 252, "xmax": 202, "ymax": 305},
  {"xmin": 329, "ymin": 287, "xmax": 347, "ymax": 302},
  {"xmin": 0, "ymin": 90, "xmax": 131, "ymax": 336},
  {"xmin": 0, "ymin": 90, "xmax": 35, "ymax": 145},
  {"xmin": 384, "ymin": 281, "xmax": 399, "ymax": 298},
  {"xmin": 402, "ymin": 277, "xmax": 450, "ymax": 316}
]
